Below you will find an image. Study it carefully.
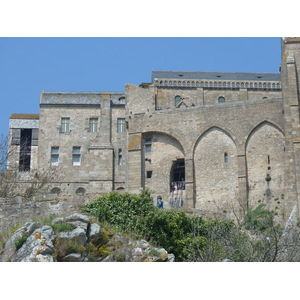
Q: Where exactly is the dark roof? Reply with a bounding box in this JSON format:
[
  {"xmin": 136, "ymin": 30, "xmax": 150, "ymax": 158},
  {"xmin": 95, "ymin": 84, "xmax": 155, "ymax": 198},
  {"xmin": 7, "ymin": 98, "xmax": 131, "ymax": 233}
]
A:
[
  {"xmin": 10, "ymin": 114, "xmax": 39, "ymax": 119},
  {"xmin": 152, "ymin": 71, "xmax": 281, "ymax": 82}
]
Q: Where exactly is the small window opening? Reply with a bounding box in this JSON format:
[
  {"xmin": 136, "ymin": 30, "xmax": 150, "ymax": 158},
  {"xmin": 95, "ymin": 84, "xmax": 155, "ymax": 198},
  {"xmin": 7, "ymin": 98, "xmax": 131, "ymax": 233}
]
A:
[
  {"xmin": 89, "ymin": 118, "xmax": 99, "ymax": 132},
  {"xmin": 218, "ymin": 96, "xmax": 225, "ymax": 104},
  {"xmin": 267, "ymin": 155, "xmax": 270, "ymax": 164},
  {"xmin": 174, "ymin": 95, "xmax": 182, "ymax": 106},
  {"xmin": 117, "ymin": 118, "xmax": 126, "ymax": 133},
  {"xmin": 19, "ymin": 129, "xmax": 32, "ymax": 172},
  {"xmin": 145, "ymin": 138, "xmax": 152, "ymax": 153},
  {"xmin": 146, "ymin": 171, "xmax": 153, "ymax": 178},
  {"xmin": 224, "ymin": 152, "xmax": 228, "ymax": 163},
  {"xmin": 118, "ymin": 149, "xmax": 123, "ymax": 165},
  {"xmin": 51, "ymin": 146, "xmax": 59, "ymax": 166},
  {"xmin": 72, "ymin": 146, "xmax": 81, "ymax": 166},
  {"xmin": 61, "ymin": 117, "xmax": 70, "ymax": 133}
]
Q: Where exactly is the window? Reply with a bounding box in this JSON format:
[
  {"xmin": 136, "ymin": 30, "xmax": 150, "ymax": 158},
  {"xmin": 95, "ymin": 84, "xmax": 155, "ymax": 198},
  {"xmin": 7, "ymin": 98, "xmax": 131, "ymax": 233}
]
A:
[
  {"xmin": 119, "ymin": 97, "xmax": 126, "ymax": 104},
  {"xmin": 224, "ymin": 152, "xmax": 228, "ymax": 163},
  {"xmin": 118, "ymin": 149, "xmax": 123, "ymax": 165},
  {"xmin": 145, "ymin": 138, "xmax": 152, "ymax": 153},
  {"xmin": 146, "ymin": 171, "xmax": 153, "ymax": 178},
  {"xmin": 174, "ymin": 95, "xmax": 182, "ymax": 106},
  {"xmin": 89, "ymin": 118, "xmax": 99, "ymax": 132},
  {"xmin": 72, "ymin": 146, "xmax": 81, "ymax": 166},
  {"xmin": 117, "ymin": 118, "xmax": 126, "ymax": 133},
  {"xmin": 218, "ymin": 97, "xmax": 225, "ymax": 104},
  {"xmin": 51, "ymin": 147, "xmax": 59, "ymax": 166},
  {"xmin": 61, "ymin": 117, "xmax": 70, "ymax": 133}
]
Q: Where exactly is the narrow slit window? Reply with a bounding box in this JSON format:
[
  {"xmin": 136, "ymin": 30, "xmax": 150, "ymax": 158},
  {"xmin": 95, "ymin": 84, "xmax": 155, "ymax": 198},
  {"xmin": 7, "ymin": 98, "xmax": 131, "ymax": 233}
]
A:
[
  {"xmin": 267, "ymin": 155, "xmax": 270, "ymax": 164},
  {"xmin": 72, "ymin": 146, "xmax": 81, "ymax": 166},
  {"xmin": 118, "ymin": 148, "xmax": 123, "ymax": 165},
  {"xmin": 224, "ymin": 152, "xmax": 228, "ymax": 163},
  {"xmin": 51, "ymin": 146, "xmax": 59, "ymax": 166}
]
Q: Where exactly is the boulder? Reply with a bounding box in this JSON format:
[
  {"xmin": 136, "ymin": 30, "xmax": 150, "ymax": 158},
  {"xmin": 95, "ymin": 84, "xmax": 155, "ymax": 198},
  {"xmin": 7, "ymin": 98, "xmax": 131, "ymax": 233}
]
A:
[
  {"xmin": 1, "ymin": 222, "xmax": 41, "ymax": 261},
  {"xmin": 65, "ymin": 213, "xmax": 90, "ymax": 231},
  {"xmin": 57, "ymin": 227, "xmax": 87, "ymax": 246},
  {"xmin": 88, "ymin": 223, "xmax": 103, "ymax": 244},
  {"xmin": 62, "ymin": 253, "xmax": 82, "ymax": 262},
  {"xmin": 11, "ymin": 225, "xmax": 55, "ymax": 262}
]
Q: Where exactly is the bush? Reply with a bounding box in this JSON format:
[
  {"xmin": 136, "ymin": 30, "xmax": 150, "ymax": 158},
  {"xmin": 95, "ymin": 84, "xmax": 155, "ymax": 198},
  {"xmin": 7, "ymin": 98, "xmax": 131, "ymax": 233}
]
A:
[{"xmin": 85, "ymin": 190, "xmax": 239, "ymax": 261}]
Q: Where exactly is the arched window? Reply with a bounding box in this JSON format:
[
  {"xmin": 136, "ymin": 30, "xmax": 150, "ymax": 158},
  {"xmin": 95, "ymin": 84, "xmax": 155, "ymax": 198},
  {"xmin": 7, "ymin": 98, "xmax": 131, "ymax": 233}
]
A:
[
  {"xmin": 174, "ymin": 95, "xmax": 182, "ymax": 106},
  {"xmin": 218, "ymin": 96, "xmax": 225, "ymax": 104},
  {"xmin": 51, "ymin": 187, "xmax": 61, "ymax": 195},
  {"xmin": 75, "ymin": 187, "xmax": 86, "ymax": 195}
]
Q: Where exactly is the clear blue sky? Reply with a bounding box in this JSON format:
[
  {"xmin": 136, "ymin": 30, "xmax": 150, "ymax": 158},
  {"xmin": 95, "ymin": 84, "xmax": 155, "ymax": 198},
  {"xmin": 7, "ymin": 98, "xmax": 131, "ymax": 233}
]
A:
[{"xmin": 0, "ymin": 37, "xmax": 282, "ymax": 137}]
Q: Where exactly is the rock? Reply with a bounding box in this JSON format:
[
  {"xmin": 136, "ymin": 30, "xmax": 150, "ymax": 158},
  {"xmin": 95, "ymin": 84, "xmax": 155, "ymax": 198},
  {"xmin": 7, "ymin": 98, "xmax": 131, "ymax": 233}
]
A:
[
  {"xmin": 62, "ymin": 253, "xmax": 82, "ymax": 262},
  {"xmin": 57, "ymin": 227, "xmax": 87, "ymax": 246},
  {"xmin": 1, "ymin": 222, "xmax": 41, "ymax": 261},
  {"xmin": 65, "ymin": 213, "xmax": 90, "ymax": 231},
  {"xmin": 88, "ymin": 223, "xmax": 103, "ymax": 244},
  {"xmin": 137, "ymin": 240, "xmax": 149, "ymax": 249},
  {"xmin": 36, "ymin": 254, "xmax": 54, "ymax": 262},
  {"xmin": 51, "ymin": 217, "xmax": 65, "ymax": 225},
  {"xmin": 11, "ymin": 226, "xmax": 55, "ymax": 262},
  {"xmin": 167, "ymin": 253, "xmax": 175, "ymax": 262}
]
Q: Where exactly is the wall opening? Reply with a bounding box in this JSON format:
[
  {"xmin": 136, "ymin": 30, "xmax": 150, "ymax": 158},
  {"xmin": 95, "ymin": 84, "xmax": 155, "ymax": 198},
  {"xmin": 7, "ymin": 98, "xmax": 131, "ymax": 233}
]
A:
[
  {"xmin": 19, "ymin": 129, "xmax": 32, "ymax": 172},
  {"xmin": 170, "ymin": 159, "xmax": 185, "ymax": 191}
]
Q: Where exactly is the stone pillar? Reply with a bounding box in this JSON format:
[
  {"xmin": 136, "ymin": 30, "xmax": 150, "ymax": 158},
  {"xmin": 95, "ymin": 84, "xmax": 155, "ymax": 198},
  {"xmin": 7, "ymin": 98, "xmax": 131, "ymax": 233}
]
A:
[
  {"xmin": 237, "ymin": 149, "xmax": 248, "ymax": 213},
  {"xmin": 127, "ymin": 133, "xmax": 143, "ymax": 192},
  {"xmin": 196, "ymin": 88, "xmax": 204, "ymax": 106},
  {"xmin": 184, "ymin": 157, "xmax": 194, "ymax": 208}
]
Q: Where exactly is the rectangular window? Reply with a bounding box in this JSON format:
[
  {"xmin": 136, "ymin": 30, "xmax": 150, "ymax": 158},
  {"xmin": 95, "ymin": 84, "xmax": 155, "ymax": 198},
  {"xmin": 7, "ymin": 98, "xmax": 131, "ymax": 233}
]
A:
[
  {"xmin": 118, "ymin": 148, "xmax": 123, "ymax": 166},
  {"xmin": 89, "ymin": 118, "xmax": 99, "ymax": 132},
  {"xmin": 145, "ymin": 138, "xmax": 152, "ymax": 153},
  {"xmin": 72, "ymin": 146, "xmax": 81, "ymax": 166},
  {"xmin": 117, "ymin": 118, "xmax": 126, "ymax": 133},
  {"xmin": 51, "ymin": 146, "xmax": 59, "ymax": 166},
  {"xmin": 146, "ymin": 171, "xmax": 153, "ymax": 178},
  {"xmin": 61, "ymin": 117, "xmax": 70, "ymax": 133}
]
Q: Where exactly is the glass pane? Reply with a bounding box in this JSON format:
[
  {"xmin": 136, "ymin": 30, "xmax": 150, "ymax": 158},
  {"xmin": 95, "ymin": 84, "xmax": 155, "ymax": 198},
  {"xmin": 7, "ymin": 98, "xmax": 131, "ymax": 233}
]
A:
[
  {"xmin": 51, "ymin": 155, "xmax": 59, "ymax": 165},
  {"xmin": 72, "ymin": 147, "xmax": 81, "ymax": 154},
  {"xmin": 51, "ymin": 147, "xmax": 59, "ymax": 154}
]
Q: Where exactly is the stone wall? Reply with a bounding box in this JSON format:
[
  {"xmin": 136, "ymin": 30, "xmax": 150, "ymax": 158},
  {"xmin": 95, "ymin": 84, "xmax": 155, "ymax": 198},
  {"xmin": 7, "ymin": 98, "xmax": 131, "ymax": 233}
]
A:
[{"xmin": 0, "ymin": 195, "xmax": 88, "ymax": 232}]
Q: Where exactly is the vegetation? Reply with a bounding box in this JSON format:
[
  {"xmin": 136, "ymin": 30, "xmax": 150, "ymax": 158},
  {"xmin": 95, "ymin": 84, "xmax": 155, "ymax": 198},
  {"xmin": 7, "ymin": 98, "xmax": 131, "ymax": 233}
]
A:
[{"xmin": 84, "ymin": 189, "xmax": 300, "ymax": 262}]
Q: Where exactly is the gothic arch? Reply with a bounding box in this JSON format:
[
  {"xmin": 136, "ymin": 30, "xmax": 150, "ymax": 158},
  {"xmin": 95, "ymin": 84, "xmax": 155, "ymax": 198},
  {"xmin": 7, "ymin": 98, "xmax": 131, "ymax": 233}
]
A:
[
  {"xmin": 245, "ymin": 120, "xmax": 284, "ymax": 150},
  {"xmin": 193, "ymin": 126, "xmax": 237, "ymax": 154},
  {"xmin": 246, "ymin": 121, "xmax": 285, "ymax": 209},
  {"xmin": 194, "ymin": 127, "xmax": 238, "ymax": 212}
]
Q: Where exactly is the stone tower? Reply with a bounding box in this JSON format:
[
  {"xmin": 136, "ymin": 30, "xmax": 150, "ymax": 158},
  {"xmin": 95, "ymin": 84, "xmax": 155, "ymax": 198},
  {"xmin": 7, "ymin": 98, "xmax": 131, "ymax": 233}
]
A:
[{"xmin": 281, "ymin": 38, "xmax": 300, "ymax": 219}]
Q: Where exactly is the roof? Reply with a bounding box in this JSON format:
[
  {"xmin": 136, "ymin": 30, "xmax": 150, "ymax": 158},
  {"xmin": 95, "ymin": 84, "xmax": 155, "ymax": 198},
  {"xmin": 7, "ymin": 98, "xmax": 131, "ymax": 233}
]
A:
[
  {"xmin": 10, "ymin": 114, "xmax": 39, "ymax": 119},
  {"xmin": 152, "ymin": 71, "xmax": 281, "ymax": 82}
]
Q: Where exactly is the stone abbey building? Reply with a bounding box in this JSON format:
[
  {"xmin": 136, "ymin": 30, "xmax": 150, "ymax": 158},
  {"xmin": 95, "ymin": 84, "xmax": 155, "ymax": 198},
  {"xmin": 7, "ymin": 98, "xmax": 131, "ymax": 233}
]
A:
[{"xmin": 7, "ymin": 38, "xmax": 300, "ymax": 220}]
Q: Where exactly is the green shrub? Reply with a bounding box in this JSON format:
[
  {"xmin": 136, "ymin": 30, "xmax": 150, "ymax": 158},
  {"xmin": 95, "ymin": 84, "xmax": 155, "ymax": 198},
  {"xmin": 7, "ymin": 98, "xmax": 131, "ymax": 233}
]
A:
[
  {"xmin": 85, "ymin": 190, "xmax": 239, "ymax": 261},
  {"xmin": 14, "ymin": 233, "xmax": 30, "ymax": 250}
]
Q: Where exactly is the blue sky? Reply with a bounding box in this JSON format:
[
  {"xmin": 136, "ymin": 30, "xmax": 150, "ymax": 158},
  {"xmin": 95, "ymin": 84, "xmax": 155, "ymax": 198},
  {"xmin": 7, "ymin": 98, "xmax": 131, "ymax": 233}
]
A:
[{"xmin": 0, "ymin": 37, "xmax": 282, "ymax": 137}]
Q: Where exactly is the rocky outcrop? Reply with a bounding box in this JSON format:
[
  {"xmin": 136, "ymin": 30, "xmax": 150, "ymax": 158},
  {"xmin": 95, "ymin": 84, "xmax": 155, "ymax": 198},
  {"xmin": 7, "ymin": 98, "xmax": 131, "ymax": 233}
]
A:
[{"xmin": 0, "ymin": 213, "xmax": 175, "ymax": 262}]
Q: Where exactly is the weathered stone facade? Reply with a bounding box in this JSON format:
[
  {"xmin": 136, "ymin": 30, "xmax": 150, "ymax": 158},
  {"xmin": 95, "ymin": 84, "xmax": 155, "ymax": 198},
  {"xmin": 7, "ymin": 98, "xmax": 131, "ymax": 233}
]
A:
[{"xmin": 7, "ymin": 38, "xmax": 300, "ymax": 222}]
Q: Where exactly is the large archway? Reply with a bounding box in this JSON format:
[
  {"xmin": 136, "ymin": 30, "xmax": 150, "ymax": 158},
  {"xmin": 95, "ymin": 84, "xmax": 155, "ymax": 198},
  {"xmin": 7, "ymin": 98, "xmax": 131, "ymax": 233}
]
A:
[
  {"xmin": 246, "ymin": 122, "xmax": 285, "ymax": 210},
  {"xmin": 194, "ymin": 127, "xmax": 238, "ymax": 213},
  {"xmin": 142, "ymin": 131, "xmax": 185, "ymax": 203}
]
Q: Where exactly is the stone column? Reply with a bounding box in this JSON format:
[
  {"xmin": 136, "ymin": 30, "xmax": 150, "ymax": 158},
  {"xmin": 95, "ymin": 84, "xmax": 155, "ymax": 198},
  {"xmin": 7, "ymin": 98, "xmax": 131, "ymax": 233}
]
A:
[
  {"xmin": 127, "ymin": 133, "xmax": 143, "ymax": 192},
  {"xmin": 237, "ymin": 149, "xmax": 248, "ymax": 213},
  {"xmin": 184, "ymin": 157, "xmax": 194, "ymax": 208}
]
